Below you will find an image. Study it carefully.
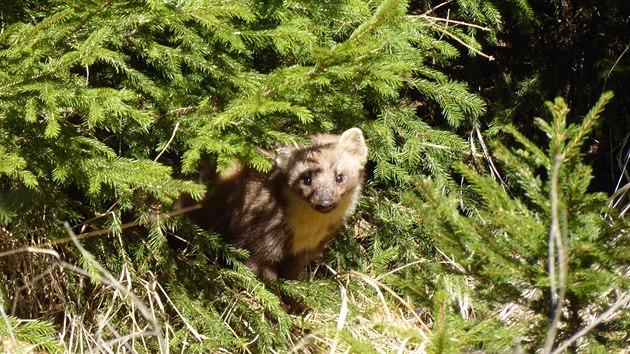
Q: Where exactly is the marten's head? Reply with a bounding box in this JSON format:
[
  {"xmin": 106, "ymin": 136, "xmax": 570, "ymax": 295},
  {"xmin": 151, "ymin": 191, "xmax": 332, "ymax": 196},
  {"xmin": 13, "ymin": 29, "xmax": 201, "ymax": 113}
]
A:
[{"xmin": 276, "ymin": 128, "xmax": 368, "ymax": 213}]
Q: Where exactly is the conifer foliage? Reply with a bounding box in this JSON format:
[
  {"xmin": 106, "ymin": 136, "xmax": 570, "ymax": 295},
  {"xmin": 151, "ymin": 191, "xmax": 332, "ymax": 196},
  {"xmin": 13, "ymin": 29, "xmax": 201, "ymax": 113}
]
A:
[
  {"xmin": 1, "ymin": 0, "xmax": 626, "ymax": 353},
  {"xmin": 0, "ymin": 0, "xmax": 501, "ymax": 351},
  {"xmin": 413, "ymin": 92, "xmax": 629, "ymax": 352}
]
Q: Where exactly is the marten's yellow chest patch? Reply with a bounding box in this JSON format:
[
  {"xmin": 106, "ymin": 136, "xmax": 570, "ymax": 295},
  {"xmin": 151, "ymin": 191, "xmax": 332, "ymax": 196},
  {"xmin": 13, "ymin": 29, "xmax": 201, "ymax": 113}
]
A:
[{"xmin": 287, "ymin": 194, "xmax": 354, "ymax": 254}]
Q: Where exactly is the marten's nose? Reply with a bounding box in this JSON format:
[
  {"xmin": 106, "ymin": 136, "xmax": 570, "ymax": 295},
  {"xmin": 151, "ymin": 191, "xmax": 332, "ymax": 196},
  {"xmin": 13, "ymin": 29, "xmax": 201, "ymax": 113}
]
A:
[
  {"xmin": 316, "ymin": 199, "xmax": 334, "ymax": 212},
  {"xmin": 311, "ymin": 190, "xmax": 336, "ymax": 213}
]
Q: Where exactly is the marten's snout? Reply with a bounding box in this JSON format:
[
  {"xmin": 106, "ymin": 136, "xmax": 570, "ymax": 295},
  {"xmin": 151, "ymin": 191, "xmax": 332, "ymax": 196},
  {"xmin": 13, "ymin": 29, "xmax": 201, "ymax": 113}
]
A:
[
  {"xmin": 310, "ymin": 189, "xmax": 337, "ymax": 213},
  {"xmin": 314, "ymin": 199, "xmax": 334, "ymax": 213}
]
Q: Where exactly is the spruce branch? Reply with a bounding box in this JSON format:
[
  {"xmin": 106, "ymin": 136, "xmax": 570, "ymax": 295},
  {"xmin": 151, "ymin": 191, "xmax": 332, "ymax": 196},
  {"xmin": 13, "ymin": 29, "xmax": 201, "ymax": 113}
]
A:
[
  {"xmin": 348, "ymin": 0, "xmax": 404, "ymax": 43},
  {"xmin": 20, "ymin": 8, "xmax": 73, "ymax": 44},
  {"xmin": 503, "ymin": 123, "xmax": 551, "ymax": 167},
  {"xmin": 564, "ymin": 91, "xmax": 613, "ymax": 157},
  {"xmin": 153, "ymin": 279, "xmax": 206, "ymax": 343}
]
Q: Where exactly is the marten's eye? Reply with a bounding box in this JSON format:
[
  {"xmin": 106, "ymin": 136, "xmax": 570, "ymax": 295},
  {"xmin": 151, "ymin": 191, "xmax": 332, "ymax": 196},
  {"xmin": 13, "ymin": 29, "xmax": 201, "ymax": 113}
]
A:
[
  {"xmin": 336, "ymin": 174, "xmax": 345, "ymax": 184},
  {"xmin": 301, "ymin": 176, "xmax": 312, "ymax": 186}
]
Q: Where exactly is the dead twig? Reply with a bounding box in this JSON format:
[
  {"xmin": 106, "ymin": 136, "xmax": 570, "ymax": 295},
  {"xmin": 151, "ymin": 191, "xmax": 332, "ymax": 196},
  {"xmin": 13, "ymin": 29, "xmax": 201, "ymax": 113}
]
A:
[
  {"xmin": 542, "ymin": 154, "xmax": 568, "ymax": 354},
  {"xmin": 0, "ymin": 204, "xmax": 202, "ymax": 259}
]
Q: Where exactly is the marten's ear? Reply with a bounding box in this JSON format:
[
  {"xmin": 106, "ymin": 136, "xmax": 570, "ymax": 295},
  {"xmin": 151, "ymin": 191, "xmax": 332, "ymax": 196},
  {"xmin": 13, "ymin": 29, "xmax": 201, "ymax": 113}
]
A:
[
  {"xmin": 275, "ymin": 142, "xmax": 300, "ymax": 170},
  {"xmin": 338, "ymin": 128, "xmax": 368, "ymax": 165}
]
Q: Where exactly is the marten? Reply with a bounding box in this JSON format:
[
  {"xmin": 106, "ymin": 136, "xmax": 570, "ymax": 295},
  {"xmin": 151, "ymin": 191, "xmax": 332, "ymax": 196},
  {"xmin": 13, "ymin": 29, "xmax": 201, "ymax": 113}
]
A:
[{"xmin": 180, "ymin": 128, "xmax": 368, "ymax": 280}]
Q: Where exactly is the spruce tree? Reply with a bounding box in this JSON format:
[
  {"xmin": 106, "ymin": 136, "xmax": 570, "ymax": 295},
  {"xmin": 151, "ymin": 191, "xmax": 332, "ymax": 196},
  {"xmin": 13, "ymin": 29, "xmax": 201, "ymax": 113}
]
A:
[{"xmin": 412, "ymin": 92, "xmax": 629, "ymax": 352}]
